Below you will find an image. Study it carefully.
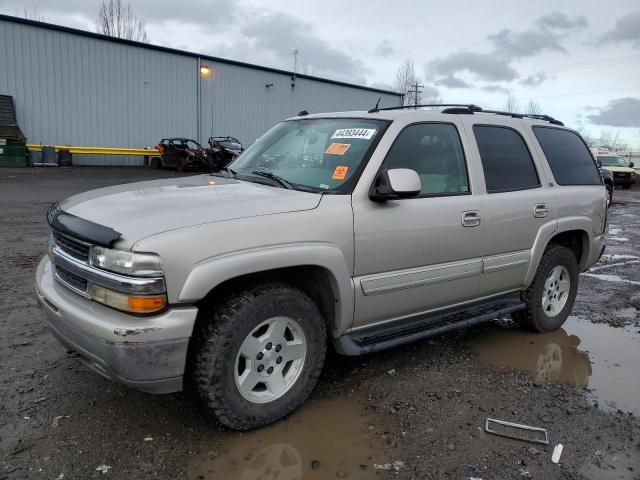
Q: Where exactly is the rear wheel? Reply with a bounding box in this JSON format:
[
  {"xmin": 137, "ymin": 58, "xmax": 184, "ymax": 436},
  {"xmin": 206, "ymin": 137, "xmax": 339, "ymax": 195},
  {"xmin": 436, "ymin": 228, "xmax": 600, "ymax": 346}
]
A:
[
  {"xmin": 189, "ymin": 283, "xmax": 326, "ymax": 430},
  {"xmin": 513, "ymin": 245, "xmax": 578, "ymax": 332},
  {"xmin": 622, "ymin": 184, "xmax": 631, "ymax": 190}
]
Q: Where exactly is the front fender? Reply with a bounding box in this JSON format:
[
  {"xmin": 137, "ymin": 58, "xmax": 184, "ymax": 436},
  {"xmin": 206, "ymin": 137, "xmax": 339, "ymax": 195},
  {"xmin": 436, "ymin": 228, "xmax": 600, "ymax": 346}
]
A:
[{"xmin": 178, "ymin": 243, "xmax": 354, "ymax": 336}]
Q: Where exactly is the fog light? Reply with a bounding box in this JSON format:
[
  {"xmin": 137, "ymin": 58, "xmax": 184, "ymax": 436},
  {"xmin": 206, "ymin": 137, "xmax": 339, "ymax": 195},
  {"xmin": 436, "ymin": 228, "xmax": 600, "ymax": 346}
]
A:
[{"xmin": 89, "ymin": 284, "xmax": 167, "ymax": 313}]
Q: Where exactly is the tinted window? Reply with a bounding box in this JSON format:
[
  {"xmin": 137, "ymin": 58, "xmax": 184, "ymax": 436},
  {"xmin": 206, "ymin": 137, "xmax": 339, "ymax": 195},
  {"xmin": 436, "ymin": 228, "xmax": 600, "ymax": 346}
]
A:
[
  {"xmin": 382, "ymin": 123, "xmax": 470, "ymax": 196},
  {"xmin": 534, "ymin": 127, "xmax": 601, "ymax": 185},
  {"xmin": 473, "ymin": 126, "xmax": 540, "ymax": 193}
]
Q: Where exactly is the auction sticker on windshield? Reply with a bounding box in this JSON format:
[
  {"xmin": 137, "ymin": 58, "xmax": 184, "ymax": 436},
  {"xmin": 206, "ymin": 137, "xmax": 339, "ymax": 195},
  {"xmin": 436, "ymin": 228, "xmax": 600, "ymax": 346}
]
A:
[
  {"xmin": 332, "ymin": 166, "xmax": 349, "ymax": 180},
  {"xmin": 331, "ymin": 128, "xmax": 377, "ymax": 140},
  {"xmin": 325, "ymin": 143, "xmax": 351, "ymax": 155}
]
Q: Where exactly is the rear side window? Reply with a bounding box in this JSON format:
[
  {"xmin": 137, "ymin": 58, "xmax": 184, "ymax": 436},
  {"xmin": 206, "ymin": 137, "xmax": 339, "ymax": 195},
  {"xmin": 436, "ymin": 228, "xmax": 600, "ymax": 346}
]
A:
[
  {"xmin": 473, "ymin": 126, "xmax": 540, "ymax": 193},
  {"xmin": 532, "ymin": 127, "xmax": 602, "ymax": 185}
]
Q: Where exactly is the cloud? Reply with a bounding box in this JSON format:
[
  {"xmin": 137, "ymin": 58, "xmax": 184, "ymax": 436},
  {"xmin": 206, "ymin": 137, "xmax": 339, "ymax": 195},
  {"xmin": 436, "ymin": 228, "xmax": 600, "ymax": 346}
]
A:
[
  {"xmin": 241, "ymin": 12, "xmax": 369, "ymax": 83},
  {"xmin": 482, "ymin": 85, "xmax": 511, "ymax": 94},
  {"xmin": 375, "ymin": 39, "xmax": 395, "ymax": 57},
  {"xmin": 519, "ymin": 71, "xmax": 548, "ymax": 87},
  {"xmin": 426, "ymin": 11, "xmax": 584, "ymax": 88},
  {"xmin": 435, "ymin": 75, "xmax": 471, "ymax": 89},
  {"xmin": 601, "ymin": 11, "xmax": 640, "ymax": 48},
  {"xmin": 488, "ymin": 28, "xmax": 567, "ymax": 60},
  {"xmin": 586, "ymin": 98, "xmax": 640, "ymax": 128},
  {"xmin": 535, "ymin": 12, "xmax": 587, "ymax": 30},
  {"xmin": 428, "ymin": 51, "xmax": 517, "ymax": 82}
]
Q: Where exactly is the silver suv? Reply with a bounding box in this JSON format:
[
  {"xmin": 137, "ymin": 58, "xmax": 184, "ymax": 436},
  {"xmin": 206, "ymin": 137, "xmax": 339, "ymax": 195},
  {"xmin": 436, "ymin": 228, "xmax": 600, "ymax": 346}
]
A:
[{"xmin": 36, "ymin": 104, "xmax": 607, "ymax": 430}]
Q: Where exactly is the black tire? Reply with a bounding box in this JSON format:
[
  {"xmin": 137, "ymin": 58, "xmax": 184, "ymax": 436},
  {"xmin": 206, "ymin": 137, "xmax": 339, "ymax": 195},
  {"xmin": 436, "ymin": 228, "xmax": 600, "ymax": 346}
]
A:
[
  {"xmin": 150, "ymin": 157, "xmax": 161, "ymax": 169},
  {"xmin": 512, "ymin": 245, "xmax": 579, "ymax": 332},
  {"xmin": 622, "ymin": 184, "xmax": 631, "ymax": 190},
  {"xmin": 606, "ymin": 185, "xmax": 613, "ymax": 207},
  {"xmin": 176, "ymin": 158, "xmax": 185, "ymax": 172},
  {"xmin": 188, "ymin": 283, "xmax": 327, "ymax": 430}
]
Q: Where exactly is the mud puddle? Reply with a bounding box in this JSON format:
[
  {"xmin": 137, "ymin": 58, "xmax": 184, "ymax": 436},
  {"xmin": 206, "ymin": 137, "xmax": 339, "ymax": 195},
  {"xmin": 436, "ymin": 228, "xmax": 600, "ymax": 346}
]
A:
[
  {"xmin": 469, "ymin": 316, "xmax": 640, "ymax": 415},
  {"xmin": 188, "ymin": 395, "xmax": 397, "ymax": 480}
]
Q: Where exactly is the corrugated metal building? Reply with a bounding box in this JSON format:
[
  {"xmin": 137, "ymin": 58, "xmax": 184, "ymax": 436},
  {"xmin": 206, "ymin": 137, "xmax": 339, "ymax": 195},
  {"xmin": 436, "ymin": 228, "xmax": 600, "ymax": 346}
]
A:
[{"xmin": 0, "ymin": 14, "xmax": 402, "ymax": 165}]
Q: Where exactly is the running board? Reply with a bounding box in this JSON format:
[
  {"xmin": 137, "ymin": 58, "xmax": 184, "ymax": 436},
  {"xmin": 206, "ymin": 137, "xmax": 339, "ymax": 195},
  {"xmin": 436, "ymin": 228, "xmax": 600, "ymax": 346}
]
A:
[{"xmin": 334, "ymin": 294, "xmax": 525, "ymax": 356}]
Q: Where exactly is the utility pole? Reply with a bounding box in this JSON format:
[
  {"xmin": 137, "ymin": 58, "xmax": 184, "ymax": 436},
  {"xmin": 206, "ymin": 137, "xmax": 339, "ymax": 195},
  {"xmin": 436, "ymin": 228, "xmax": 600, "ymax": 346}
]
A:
[{"xmin": 407, "ymin": 82, "xmax": 423, "ymax": 107}]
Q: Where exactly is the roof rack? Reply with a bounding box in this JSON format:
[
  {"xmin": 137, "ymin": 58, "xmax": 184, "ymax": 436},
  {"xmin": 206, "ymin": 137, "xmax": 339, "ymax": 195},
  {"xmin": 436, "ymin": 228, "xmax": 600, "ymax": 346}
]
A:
[
  {"xmin": 368, "ymin": 103, "xmax": 482, "ymax": 113},
  {"xmin": 368, "ymin": 103, "xmax": 564, "ymax": 126}
]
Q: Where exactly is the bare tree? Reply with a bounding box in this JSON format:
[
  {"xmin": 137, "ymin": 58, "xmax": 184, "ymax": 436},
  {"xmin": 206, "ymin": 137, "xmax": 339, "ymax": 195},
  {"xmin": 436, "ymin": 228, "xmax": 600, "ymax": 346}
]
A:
[
  {"xmin": 575, "ymin": 120, "xmax": 595, "ymax": 147},
  {"xmin": 393, "ymin": 59, "xmax": 419, "ymax": 105},
  {"xmin": 502, "ymin": 94, "xmax": 520, "ymax": 113},
  {"xmin": 525, "ymin": 100, "xmax": 542, "ymax": 115},
  {"xmin": 23, "ymin": 7, "xmax": 44, "ymax": 21},
  {"xmin": 599, "ymin": 129, "xmax": 613, "ymax": 149},
  {"xmin": 611, "ymin": 131, "xmax": 621, "ymax": 150},
  {"xmin": 97, "ymin": 0, "xmax": 149, "ymax": 43}
]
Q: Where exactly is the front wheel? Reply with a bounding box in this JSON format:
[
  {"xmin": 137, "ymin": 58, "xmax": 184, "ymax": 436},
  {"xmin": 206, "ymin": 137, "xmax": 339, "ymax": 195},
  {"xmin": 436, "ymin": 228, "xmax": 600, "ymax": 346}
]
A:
[
  {"xmin": 189, "ymin": 283, "xmax": 326, "ymax": 430},
  {"xmin": 606, "ymin": 185, "xmax": 613, "ymax": 207},
  {"xmin": 512, "ymin": 245, "xmax": 579, "ymax": 332}
]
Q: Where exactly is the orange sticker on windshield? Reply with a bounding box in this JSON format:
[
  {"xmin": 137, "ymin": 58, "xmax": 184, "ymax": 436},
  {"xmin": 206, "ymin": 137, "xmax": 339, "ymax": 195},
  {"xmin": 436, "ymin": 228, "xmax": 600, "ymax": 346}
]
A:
[
  {"xmin": 332, "ymin": 165, "xmax": 349, "ymax": 180},
  {"xmin": 325, "ymin": 143, "xmax": 351, "ymax": 155}
]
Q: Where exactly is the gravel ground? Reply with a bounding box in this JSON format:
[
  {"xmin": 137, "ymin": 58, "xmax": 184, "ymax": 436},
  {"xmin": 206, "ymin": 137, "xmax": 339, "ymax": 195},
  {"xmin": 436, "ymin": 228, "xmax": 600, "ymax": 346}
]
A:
[{"xmin": 0, "ymin": 167, "xmax": 638, "ymax": 480}]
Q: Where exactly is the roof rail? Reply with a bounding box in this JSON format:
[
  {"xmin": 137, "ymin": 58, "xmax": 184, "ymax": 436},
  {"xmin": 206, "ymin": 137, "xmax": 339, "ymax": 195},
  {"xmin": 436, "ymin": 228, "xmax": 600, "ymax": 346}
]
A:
[
  {"xmin": 367, "ymin": 103, "xmax": 564, "ymax": 126},
  {"xmin": 368, "ymin": 103, "xmax": 482, "ymax": 113}
]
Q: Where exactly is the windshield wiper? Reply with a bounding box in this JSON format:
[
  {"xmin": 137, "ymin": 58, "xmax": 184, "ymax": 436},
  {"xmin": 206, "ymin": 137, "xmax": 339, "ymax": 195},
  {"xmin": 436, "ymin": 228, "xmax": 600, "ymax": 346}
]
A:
[{"xmin": 250, "ymin": 171, "xmax": 294, "ymax": 190}]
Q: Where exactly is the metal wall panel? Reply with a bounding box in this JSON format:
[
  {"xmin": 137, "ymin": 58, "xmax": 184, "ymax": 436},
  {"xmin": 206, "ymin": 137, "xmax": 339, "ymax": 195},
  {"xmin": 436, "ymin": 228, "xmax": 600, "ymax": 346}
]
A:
[{"xmin": 0, "ymin": 18, "xmax": 401, "ymax": 166}]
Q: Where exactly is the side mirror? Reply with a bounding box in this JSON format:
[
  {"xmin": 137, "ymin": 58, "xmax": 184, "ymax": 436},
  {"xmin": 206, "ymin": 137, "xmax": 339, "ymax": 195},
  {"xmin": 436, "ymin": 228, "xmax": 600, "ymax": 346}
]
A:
[
  {"xmin": 629, "ymin": 161, "xmax": 634, "ymax": 168},
  {"xmin": 370, "ymin": 168, "xmax": 421, "ymax": 201}
]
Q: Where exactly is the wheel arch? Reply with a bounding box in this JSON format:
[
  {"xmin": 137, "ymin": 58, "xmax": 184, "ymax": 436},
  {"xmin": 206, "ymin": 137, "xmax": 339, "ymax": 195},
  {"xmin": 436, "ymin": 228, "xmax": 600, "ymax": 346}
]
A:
[
  {"xmin": 179, "ymin": 244, "xmax": 354, "ymax": 337},
  {"xmin": 525, "ymin": 219, "xmax": 593, "ymax": 286}
]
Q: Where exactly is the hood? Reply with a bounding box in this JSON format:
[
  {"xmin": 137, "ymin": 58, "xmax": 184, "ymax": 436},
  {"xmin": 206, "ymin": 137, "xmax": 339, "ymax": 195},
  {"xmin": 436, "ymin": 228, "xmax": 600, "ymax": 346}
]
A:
[
  {"xmin": 603, "ymin": 166, "xmax": 635, "ymax": 174},
  {"xmin": 59, "ymin": 175, "xmax": 322, "ymax": 246}
]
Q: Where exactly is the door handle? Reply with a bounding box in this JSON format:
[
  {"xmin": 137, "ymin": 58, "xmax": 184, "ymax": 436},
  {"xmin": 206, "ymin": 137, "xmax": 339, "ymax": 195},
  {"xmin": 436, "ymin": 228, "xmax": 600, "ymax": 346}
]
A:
[
  {"xmin": 533, "ymin": 203, "xmax": 549, "ymax": 218},
  {"xmin": 461, "ymin": 210, "xmax": 482, "ymax": 227}
]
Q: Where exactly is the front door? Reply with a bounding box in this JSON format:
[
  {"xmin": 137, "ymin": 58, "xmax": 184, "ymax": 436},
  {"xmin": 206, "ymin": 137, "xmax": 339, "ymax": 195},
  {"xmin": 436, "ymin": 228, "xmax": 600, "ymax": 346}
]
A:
[{"xmin": 351, "ymin": 121, "xmax": 485, "ymax": 329}]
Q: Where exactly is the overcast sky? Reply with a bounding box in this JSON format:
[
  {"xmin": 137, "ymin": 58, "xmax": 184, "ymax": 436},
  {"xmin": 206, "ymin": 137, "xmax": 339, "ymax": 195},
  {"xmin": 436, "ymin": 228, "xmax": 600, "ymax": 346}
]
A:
[{"xmin": 4, "ymin": 0, "xmax": 640, "ymax": 147}]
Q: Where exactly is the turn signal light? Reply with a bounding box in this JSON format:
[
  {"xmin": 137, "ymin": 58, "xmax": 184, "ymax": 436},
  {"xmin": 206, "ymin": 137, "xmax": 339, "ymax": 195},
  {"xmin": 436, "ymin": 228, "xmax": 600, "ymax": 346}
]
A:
[{"xmin": 89, "ymin": 284, "xmax": 167, "ymax": 314}]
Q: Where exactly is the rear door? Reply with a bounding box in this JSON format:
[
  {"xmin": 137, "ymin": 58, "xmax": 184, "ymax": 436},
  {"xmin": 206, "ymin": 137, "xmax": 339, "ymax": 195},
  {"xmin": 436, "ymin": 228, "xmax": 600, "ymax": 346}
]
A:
[
  {"xmin": 461, "ymin": 118, "xmax": 554, "ymax": 296},
  {"xmin": 351, "ymin": 119, "xmax": 485, "ymax": 329}
]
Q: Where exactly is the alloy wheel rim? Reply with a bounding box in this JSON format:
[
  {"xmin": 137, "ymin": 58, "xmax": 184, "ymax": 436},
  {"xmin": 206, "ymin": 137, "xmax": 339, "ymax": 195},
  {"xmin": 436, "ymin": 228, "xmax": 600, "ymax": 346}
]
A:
[
  {"xmin": 541, "ymin": 265, "xmax": 570, "ymax": 318},
  {"xmin": 234, "ymin": 316, "xmax": 307, "ymax": 403}
]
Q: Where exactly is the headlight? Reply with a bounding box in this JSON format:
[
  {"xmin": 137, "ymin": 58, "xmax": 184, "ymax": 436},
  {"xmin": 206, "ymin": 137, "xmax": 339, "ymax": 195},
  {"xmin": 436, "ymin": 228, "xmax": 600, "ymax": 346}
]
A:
[{"xmin": 90, "ymin": 247, "xmax": 163, "ymax": 277}]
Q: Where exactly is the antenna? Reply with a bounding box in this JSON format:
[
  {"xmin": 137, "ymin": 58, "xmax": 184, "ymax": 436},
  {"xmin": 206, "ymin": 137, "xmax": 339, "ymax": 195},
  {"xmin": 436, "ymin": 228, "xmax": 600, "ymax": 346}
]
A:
[{"xmin": 368, "ymin": 97, "xmax": 382, "ymax": 113}]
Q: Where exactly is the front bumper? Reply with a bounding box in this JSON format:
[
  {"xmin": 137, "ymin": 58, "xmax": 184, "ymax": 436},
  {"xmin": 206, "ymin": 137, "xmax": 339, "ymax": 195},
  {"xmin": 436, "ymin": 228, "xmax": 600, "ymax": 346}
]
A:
[
  {"xmin": 35, "ymin": 257, "xmax": 198, "ymax": 393},
  {"xmin": 613, "ymin": 175, "xmax": 636, "ymax": 186}
]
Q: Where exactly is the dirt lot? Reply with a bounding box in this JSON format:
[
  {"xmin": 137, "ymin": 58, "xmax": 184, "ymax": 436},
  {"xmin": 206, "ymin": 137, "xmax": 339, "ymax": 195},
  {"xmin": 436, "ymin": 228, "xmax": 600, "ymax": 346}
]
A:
[{"xmin": 1, "ymin": 167, "xmax": 639, "ymax": 480}]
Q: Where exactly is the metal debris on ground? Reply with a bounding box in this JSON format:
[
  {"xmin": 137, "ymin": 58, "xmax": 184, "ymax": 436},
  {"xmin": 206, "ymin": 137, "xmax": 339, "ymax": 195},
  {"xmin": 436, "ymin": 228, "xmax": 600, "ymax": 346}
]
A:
[{"xmin": 484, "ymin": 418, "xmax": 550, "ymax": 444}]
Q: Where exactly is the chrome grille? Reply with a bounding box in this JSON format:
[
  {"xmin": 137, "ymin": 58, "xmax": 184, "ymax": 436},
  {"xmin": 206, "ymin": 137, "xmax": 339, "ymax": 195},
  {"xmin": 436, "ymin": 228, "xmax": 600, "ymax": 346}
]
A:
[
  {"xmin": 52, "ymin": 231, "xmax": 90, "ymax": 261},
  {"xmin": 55, "ymin": 265, "xmax": 89, "ymax": 294}
]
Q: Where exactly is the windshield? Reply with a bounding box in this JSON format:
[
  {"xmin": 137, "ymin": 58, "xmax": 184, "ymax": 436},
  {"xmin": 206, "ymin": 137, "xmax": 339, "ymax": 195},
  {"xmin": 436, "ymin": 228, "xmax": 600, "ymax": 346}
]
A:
[
  {"xmin": 228, "ymin": 118, "xmax": 388, "ymax": 192},
  {"xmin": 598, "ymin": 156, "xmax": 628, "ymax": 167}
]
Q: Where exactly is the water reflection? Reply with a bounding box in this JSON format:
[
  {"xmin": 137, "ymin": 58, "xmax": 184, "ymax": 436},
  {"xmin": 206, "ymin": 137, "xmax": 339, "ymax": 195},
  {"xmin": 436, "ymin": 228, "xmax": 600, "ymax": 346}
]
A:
[
  {"xmin": 189, "ymin": 396, "xmax": 391, "ymax": 480},
  {"xmin": 469, "ymin": 316, "xmax": 640, "ymax": 415}
]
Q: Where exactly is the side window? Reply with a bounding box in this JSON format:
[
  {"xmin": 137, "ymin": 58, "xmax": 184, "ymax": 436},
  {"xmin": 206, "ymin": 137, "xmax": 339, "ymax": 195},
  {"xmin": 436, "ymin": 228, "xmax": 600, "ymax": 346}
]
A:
[
  {"xmin": 473, "ymin": 125, "xmax": 540, "ymax": 193},
  {"xmin": 532, "ymin": 127, "xmax": 602, "ymax": 185},
  {"xmin": 382, "ymin": 123, "xmax": 470, "ymax": 196}
]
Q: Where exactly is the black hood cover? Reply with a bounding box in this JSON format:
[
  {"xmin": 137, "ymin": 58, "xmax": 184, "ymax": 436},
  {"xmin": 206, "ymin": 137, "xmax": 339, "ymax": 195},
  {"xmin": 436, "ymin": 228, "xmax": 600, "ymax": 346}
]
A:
[{"xmin": 47, "ymin": 204, "xmax": 122, "ymax": 247}]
